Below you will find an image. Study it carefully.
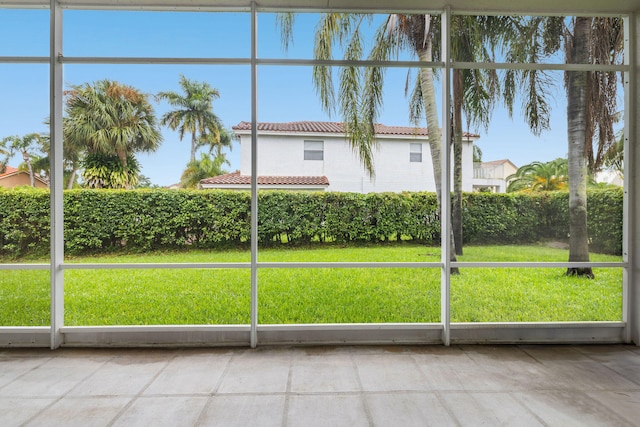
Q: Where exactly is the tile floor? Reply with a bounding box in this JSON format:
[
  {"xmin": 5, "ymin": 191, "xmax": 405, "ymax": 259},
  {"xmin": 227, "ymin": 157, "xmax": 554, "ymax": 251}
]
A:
[{"xmin": 0, "ymin": 345, "xmax": 639, "ymax": 426}]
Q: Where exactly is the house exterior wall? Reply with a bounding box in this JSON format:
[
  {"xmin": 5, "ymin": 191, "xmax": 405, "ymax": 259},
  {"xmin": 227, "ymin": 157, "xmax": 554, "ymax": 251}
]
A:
[
  {"xmin": 472, "ymin": 161, "xmax": 518, "ymax": 193},
  {"xmin": 238, "ymin": 132, "xmax": 474, "ymax": 193},
  {"xmin": 0, "ymin": 173, "xmax": 48, "ymax": 189}
]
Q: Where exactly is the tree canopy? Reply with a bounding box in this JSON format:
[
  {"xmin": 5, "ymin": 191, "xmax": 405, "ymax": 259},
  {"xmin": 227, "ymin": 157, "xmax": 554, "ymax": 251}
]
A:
[
  {"xmin": 64, "ymin": 79, "xmax": 162, "ymax": 189},
  {"xmin": 157, "ymin": 75, "xmax": 224, "ymax": 163}
]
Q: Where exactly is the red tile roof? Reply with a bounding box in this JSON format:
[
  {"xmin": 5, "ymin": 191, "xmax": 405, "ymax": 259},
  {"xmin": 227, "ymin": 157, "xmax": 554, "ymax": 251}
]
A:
[
  {"xmin": 232, "ymin": 121, "xmax": 479, "ymax": 138},
  {"xmin": 201, "ymin": 172, "xmax": 329, "ymax": 186},
  {"xmin": 0, "ymin": 166, "xmax": 19, "ymax": 178}
]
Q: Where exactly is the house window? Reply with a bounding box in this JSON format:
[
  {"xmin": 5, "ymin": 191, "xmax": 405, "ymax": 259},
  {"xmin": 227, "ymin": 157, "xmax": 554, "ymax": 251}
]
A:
[
  {"xmin": 304, "ymin": 140, "xmax": 324, "ymax": 160},
  {"xmin": 410, "ymin": 143, "xmax": 422, "ymax": 162}
]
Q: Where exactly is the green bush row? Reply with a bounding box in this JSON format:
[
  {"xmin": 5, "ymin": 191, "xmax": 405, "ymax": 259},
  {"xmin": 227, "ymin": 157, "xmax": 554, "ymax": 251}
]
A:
[{"xmin": 0, "ymin": 187, "xmax": 623, "ymax": 257}]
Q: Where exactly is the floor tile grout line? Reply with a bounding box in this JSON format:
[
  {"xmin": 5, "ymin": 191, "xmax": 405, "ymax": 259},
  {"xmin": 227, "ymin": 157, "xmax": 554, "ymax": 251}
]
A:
[
  {"xmin": 105, "ymin": 350, "xmax": 178, "ymax": 427},
  {"xmin": 348, "ymin": 346, "xmax": 375, "ymax": 427},
  {"xmin": 281, "ymin": 349, "xmax": 294, "ymax": 427},
  {"xmin": 432, "ymin": 390, "xmax": 463, "ymax": 427},
  {"xmin": 193, "ymin": 347, "xmax": 242, "ymax": 426},
  {"xmin": 18, "ymin": 354, "xmax": 114, "ymax": 427},
  {"xmin": 0, "ymin": 355, "xmax": 53, "ymax": 393},
  {"xmin": 576, "ymin": 347, "xmax": 640, "ymax": 388},
  {"xmin": 518, "ymin": 346, "xmax": 640, "ymax": 391}
]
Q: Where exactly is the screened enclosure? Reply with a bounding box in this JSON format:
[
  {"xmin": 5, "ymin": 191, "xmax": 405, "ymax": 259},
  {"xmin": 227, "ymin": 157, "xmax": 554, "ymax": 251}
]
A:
[{"xmin": 0, "ymin": 0, "xmax": 638, "ymax": 348}]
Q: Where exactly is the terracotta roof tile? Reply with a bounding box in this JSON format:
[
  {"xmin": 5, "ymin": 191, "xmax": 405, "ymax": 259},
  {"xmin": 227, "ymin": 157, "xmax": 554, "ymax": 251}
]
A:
[
  {"xmin": 0, "ymin": 166, "xmax": 19, "ymax": 178},
  {"xmin": 201, "ymin": 172, "xmax": 329, "ymax": 186},
  {"xmin": 232, "ymin": 121, "xmax": 479, "ymax": 138}
]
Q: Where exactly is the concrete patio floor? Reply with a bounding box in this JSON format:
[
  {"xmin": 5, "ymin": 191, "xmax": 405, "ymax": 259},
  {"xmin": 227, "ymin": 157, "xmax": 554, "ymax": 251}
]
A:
[{"xmin": 1, "ymin": 344, "xmax": 639, "ymax": 426}]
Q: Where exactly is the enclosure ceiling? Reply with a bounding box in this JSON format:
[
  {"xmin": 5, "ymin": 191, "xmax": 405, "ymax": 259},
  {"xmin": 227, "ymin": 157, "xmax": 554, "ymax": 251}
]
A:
[{"xmin": 1, "ymin": 0, "xmax": 639, "ymax": 14}]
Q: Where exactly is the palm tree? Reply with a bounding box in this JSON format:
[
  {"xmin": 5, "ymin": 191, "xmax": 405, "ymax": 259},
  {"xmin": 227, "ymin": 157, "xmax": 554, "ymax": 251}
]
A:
[
  {"xmin": 197, "ymin": 127, "xmax": 234, "ymax": 158},
  {"xmin": 0, "ymin": 137, "xmax": 13, "ymax": 174},
  {"xmin": 64, "ymin": 80, "xmax": 162, "ymax": 189},
  {"xmin": 1, "ymin": 133, "xmax": 42, "ymax": 187},
  {"xmin": 507, "ymin": 17, "xmax": 623, "ymax": 277},
  {"xmin": 157, "ymin": 75, "xmax": 224, "ymax": 163},
  {"xmin": 36, "ymin": 126, "xmax": 84, "ymax": 189},
  {"xmin": 448, "ymin": 16, "xmax": 507, "ymax": 255},
  {"xmin": 279, "ymin": 14, "xmax": 511, "ymax": 262},
  {"xmin": 180, "ymin": 152, "xmax": 229, "ymax": 189},
  {"xmin": 507, "ymin": 158, "xmax": 569, "ymax": 192},
  {"xmin": 279, "ymin": 13, "xmax": 460, "ymax": 268}
]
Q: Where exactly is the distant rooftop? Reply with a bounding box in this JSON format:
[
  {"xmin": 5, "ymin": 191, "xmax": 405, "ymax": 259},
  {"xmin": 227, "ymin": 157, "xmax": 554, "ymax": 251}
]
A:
[
  {"xmin": 232, "ymin": 121, "xmax": 479, "ymax": 138},
  {"xmin": 200, "ymin": 171, "xmax": 329, "ymax": 187},
  {"xmin": 0, "ymin": 166, "xmax": 19, "ymax": 177}
]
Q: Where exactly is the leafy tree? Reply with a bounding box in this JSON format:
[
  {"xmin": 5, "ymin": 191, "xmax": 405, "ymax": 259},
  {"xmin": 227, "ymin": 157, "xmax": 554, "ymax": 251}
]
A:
[
  {"xmin": 157, "ymin": 75, "xmax": 224, "ymax": 163},
  {"xmin": 1, "ymin": 133, "xmax": 43, "ymax": 187},
  {"xmin": 180, "ymin": 152, "xmax": 229, "ymax": 189},
  {"xmin": 507, "ymin": 158, "xmax": 568, "ymax": 192},
  {"xmin": 64, "ymin": 79, "xmax": 162, "ymax": 189},
  {"xmin": 82, "ymin": 153, "xmax": 141, "ymax": 189}
]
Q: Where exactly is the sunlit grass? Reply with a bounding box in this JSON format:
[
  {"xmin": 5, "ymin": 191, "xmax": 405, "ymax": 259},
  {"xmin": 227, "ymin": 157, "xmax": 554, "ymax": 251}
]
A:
[{"xmin": 0, "ymin": 244, "xmax": 623, "ymax": 326}]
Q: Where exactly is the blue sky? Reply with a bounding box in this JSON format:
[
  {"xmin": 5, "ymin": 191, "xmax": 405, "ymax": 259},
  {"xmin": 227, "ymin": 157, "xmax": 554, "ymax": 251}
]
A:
[{"xmin": 0, "ymin": 9, "xmax": 576, "ymax": 187}]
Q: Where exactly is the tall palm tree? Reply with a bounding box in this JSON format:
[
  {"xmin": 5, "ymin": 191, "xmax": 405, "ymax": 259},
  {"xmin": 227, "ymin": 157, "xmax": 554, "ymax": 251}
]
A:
[
  {"xmin": 566, "ymin": 17, "xmax": 593, "ymax": 278},
  {"xmin": 279, "ymin": 13, "xmax": 459, "ymax": 267},
  {"xmin": 180, "ymin": 152, "xmax": 229, "ymax": 189},
  {"xmin": 157, "ymin": 75, "xmax": 224, "ymax": 163},
  {"xmin": 279, "ymin": 14, "xmax": 510, "ymax": 262},
  {"xmin": 448, "ymin": 16, "xmax": 506, "ymax": 255},
  {"xmin": 507, "ymin": 17, "xmax": 623, "ymax": 277},
  {"xmin": 64, "ymin": 80, "xmax": 162, "ymax": 189},
  {"xmin": 1, "ymin": 133, "xmax": 42, "ymax": 187},
  {"xmin": 506, "ymin": 158, "xmax": 569, "ymax": 192}
]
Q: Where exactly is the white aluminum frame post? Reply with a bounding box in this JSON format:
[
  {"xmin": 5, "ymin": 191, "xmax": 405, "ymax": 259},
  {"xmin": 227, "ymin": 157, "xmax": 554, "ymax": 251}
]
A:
[
  {"xmin": 50, "ymin": 0, "xmax": 64, "ymax": 349},
  {"xmin": 631, "ymin": 13, "xmax": 640, "ymax": 345}
]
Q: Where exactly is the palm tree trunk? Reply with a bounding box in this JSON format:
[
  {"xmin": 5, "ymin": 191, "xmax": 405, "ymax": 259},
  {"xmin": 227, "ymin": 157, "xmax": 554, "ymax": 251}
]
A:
[
  {"xmin": 67, "ymin": 168, "xmax": 78, "ymax": 189},
  {"xmin": 452, "ymin": 68, "xmax": 464, "ymax": 256},
  {"xmin": 190, "ymin": 132, "xmax": 198, "ymax": 163},
  {"xmin": 417, "ymin": 45, "xmax": 459, "ymax": 273},
  {"xmin": 22, "ymin": 150, "xmax": 35, "ymax": 187},
  {"xmin": 566, "ymin": 17, "xmax": 593, "ymax": 278}
]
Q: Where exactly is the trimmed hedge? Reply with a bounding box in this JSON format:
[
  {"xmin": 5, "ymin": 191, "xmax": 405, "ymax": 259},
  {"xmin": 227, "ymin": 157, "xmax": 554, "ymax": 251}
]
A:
[{"xmin": 0, "ymin": 187, "xmax": 623, "ymax": 257}]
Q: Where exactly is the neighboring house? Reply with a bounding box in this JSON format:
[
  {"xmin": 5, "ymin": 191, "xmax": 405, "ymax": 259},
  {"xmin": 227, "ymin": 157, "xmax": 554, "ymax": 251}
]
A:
[
  {"xmin": 595, "ymin": 169, "xmax": 624, "ymax": 187},
  {"xmin": 202, "ymin": 121, "xmax": 479, "ymax": 193},
  {"xmin": 472, "ymin": 159, "xmax": 518, "ymax": 193},
  {"xmin": 0, "ymin": 166, "xmax": 49, "ymax": 189}
]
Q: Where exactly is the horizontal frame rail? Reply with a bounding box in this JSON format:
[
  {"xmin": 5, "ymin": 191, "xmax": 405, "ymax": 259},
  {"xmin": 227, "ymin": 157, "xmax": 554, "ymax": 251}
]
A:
[
  {"xmin": 1, "ymin": 261, "xmax": 626, "ymax": 270},
  {"xmin": 0, "ymin": 261, "xmax": 629, "ymax": 270},
  {"xmin": 1, "ymin": 322, "xmax": 625, "ymax": 347}
]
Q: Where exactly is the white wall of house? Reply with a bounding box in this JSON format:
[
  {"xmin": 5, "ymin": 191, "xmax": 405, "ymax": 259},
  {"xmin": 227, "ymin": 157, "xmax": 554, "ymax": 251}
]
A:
[
  {"xmin": 472, "ymin": 160, "xmax": 518, "ymax": 193},
  {"xmin": 237, "ymin": 131, "xmax": 475, "ymax": 193}
]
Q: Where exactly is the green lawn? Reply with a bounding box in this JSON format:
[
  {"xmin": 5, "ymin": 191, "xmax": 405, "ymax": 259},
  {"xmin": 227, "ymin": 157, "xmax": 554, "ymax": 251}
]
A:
[{"xmin": 0, "ymin": 244, "xmax": 623, "ymax": 326}]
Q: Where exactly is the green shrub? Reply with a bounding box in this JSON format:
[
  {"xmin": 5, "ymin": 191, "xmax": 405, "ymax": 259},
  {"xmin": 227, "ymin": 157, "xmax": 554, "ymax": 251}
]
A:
[
  {"xmin": 0, "ymin": 187, "xmax": 623, "ymax": 257},
  {"xmin": 0, "ymin": 188, "xmax": 51, "ymax": 256}
]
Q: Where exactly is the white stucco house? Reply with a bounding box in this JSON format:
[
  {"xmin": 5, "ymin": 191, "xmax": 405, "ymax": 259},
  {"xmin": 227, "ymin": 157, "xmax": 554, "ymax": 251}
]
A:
[
  {"xmin": 201, "ymin": 121, "xmax": 481, "ymax": 193},
  {"xmin": 472, "ymin": 159, "xmax": 518, "ymax": 193}
]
